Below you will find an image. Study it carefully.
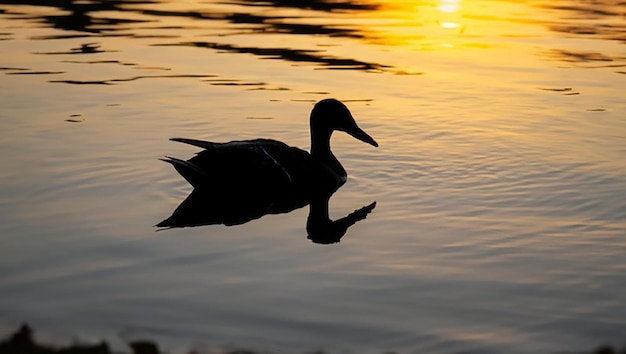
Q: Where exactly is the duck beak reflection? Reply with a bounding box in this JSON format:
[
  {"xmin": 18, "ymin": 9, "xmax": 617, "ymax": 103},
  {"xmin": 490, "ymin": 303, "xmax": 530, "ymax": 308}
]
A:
[{"xmin": 347, "ymin": 125, "xmax": 379, "ymax": 148}]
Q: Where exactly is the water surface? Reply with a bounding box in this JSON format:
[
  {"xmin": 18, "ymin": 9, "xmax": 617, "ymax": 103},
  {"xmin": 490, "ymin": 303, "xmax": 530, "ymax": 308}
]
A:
[{"xmin": 1, "ymin": 0, "xmax": 625, "ymax": 353}]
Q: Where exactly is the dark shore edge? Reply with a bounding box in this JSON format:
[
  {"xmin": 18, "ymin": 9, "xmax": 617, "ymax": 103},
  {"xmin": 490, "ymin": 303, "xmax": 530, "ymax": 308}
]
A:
[{"xmin": 1, "ymin": 324, "xmax": 624, "ymax": 354}]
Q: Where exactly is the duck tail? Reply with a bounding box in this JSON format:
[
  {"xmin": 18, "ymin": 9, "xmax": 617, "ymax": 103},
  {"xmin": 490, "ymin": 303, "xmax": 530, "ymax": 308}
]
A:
[
  {"xmin": 159, "ymin": 156, "xmax": 208, "ymax": 188},
  {"xmin": 170, "ymin": 137, "xmax": 216, "ymax": 149}
]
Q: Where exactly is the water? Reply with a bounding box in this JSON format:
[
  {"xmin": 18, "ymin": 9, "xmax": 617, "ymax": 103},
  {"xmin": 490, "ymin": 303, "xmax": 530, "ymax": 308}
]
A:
[{"xmin": 1, "ymin": 0, "xmax": 625, "ymax": 353}]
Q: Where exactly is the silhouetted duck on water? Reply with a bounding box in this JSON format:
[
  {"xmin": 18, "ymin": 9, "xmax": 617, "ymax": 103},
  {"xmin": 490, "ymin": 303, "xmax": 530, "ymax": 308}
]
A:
[
  {"xmin": 161, "ymin": 98, "xmax": 377, "ymax": 192},
  {"xmin": 158, "ymin": 98, "xmax": 378, "ymax": 233}
]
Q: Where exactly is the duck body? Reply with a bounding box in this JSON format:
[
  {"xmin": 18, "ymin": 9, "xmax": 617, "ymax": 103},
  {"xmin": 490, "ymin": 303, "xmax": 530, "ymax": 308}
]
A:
[
  {"xmin": 159, "ymin": 99, "xmax": 377, "ymax": 226},
  {"xmin": 163, "ymin": 137, "xmax": 340, "ymax": 202}
]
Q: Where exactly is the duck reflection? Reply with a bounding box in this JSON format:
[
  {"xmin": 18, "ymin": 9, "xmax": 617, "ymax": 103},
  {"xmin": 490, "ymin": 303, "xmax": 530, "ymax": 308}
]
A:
[
  {"xmin": 306, "ymin": 190, "xmax": 376, "ymax": 245},
  {"xmin": 157, "ymin": 184, "xmax": 376, "ymax": 244},
  {"xmin": 159, "ymin": 99, "xmax": 377, "ymax": 244}
]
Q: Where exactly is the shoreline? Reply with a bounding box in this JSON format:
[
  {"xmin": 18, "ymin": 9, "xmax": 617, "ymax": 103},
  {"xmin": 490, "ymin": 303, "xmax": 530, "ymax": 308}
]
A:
[{"xmin": 1, "ymin": 324, "xmax": 624, "ymax": 354}]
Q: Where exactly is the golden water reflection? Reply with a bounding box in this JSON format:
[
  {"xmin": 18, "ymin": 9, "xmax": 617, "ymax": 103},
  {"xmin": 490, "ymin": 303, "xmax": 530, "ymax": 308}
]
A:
[
  {"xmin": 352, "ymin": 0, "xmax": 540, "ymax": 49},
  {"xmin": 438, "ymin": 0, "xmax": 462, "ymax": 14},
  {"xmin": 2, "ymin": 0, "xmax": 624, "ymax": 74},
  {"xmin": 1, "ymin": 0, "xmax": 625, "ymax": 353}
]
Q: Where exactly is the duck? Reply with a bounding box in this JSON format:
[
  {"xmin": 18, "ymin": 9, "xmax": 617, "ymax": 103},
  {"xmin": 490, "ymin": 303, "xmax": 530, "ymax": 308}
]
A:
[{"xmin": 160, "ymin": 98, "xmax": 378, "ymax": 198}]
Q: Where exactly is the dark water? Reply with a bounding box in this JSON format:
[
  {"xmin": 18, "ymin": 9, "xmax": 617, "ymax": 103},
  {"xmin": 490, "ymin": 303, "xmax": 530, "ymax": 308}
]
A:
[{"xmin": 1, "ymin": 0, "xmax": 625, "ymax": 353}]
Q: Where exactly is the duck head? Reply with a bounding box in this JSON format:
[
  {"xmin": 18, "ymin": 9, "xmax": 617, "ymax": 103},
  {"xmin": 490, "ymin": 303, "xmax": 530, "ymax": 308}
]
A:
[
  {"xmin": 309, "ymin": 99, "xmax": 378, "ymax": 183},
  {"xmin": 310, "ymin": 98, "xmax": 378, "ymax": 152}
]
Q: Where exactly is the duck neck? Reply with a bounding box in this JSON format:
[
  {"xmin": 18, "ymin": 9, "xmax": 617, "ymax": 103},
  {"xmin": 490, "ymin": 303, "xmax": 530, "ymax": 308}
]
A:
[{"xmin": 310, "ymin": 129, "xmax": 347, "ymax": 179}]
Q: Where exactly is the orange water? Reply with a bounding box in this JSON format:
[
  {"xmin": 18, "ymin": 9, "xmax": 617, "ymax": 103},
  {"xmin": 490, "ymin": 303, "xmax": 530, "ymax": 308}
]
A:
[{"xmin": 1, "ymin": 1, "xmax": 625, "ymax": 353}]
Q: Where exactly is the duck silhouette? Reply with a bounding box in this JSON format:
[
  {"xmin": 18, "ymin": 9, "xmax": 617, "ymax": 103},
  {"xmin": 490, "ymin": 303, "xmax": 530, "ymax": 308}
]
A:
[
  {"xmin": 161, "ymin": 98, "xmax": 377, "ymax": 192},
  {"xmin": 158, "ymin": 98, "xmax": 378, "ymax": 236}
]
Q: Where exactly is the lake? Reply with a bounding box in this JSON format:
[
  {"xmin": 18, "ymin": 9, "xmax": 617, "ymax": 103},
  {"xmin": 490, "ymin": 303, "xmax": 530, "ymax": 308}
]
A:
[{"xmin": 1, "ymin": 0, "xmax": 625, "ymax": 353}]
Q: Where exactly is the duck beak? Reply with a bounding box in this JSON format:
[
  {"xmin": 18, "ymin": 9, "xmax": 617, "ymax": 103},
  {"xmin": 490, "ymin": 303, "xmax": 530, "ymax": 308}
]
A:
[{"xmin": 347, "ymin": 125, "xmax": 379, "ymax": 147}]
